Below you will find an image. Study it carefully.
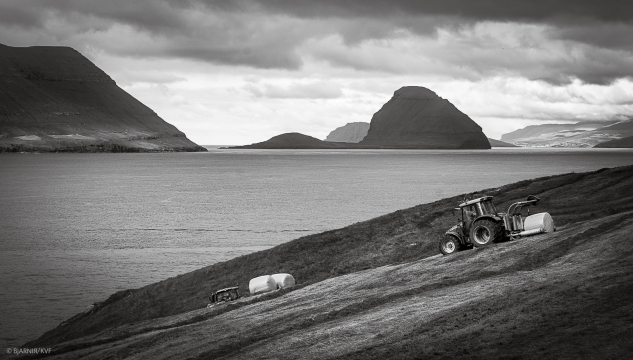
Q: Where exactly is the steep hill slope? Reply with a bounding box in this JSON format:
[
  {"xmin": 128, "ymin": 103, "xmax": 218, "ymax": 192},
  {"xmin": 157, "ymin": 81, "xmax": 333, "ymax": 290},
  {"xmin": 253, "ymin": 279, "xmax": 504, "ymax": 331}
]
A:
[
  {"xmin": 359, "ymin": 86, "xmax": 490, "ymax": 149},
  {"xmin": 32, "ymin": 211, "xmax": 633, "ymax": 359},
  {"xmin": 324, "ymin": 122, "xmax": 370, "ymax": 143},
  {"xmin": 26, "ymin": 165, "xmax": 633, "ymax": 359},
  {"xmin": 0, "ymin": 43, "xmax": 205, "ymax": 152}
]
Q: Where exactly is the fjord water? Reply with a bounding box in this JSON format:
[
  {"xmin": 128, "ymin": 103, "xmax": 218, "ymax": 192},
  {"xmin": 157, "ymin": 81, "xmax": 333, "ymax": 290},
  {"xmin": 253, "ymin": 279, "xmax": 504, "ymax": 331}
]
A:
[{"xmin": 1, "ymin": 148, "xmax": 632, "ymax": 347}]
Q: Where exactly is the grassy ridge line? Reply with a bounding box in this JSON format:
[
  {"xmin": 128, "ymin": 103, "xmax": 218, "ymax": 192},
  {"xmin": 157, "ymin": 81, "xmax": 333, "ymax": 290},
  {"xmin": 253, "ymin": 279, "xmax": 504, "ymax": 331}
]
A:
[{"xmin": 27, "ymin": 165, "xmax": 633, "ymax": 348}]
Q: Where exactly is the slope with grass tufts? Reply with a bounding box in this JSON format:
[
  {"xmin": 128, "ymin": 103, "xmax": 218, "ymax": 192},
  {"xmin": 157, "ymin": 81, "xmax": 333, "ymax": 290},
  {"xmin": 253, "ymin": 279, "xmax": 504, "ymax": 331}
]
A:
[{"xmin": 26, "ymin": 165, "xmax": 633, "ymax": 359}]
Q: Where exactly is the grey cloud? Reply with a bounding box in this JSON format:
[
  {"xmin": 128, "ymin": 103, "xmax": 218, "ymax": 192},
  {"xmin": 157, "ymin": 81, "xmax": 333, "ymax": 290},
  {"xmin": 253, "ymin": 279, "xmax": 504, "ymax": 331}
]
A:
[
  {"xmin": 2, "ymin": 0, "xmax": 633, "ymax": 84},
  {"xmin": 0, "ymin": 0, "xmax": 307, "ymax": 69},
  {"xmin": 0, "ymin": 1, "xmax": 46, "ymax": 28},
  {"xmin": 197, "ymin": 0, "xmax": 633, "ymax": 24},
  {"xmin": 245, "ymin": 81, "xmax": 343, "ymax": 99},
  {"xmin": 196, "ymin": 0, "xmax": 633, "ymax": 52},
  {"xmin": 552, "ymin": 22, "xmax": 633, "ymax": 52},
  {"xmin": 115, "ymin": 71, "xmax": 186, "ymax": 86}
]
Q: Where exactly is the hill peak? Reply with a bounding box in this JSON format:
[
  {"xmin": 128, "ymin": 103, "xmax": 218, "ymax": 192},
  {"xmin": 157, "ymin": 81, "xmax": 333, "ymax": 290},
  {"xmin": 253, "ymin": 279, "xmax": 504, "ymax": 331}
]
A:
[
  {"xmin": 393, "ymin": 86, "xmax": 439, "ymax": 99},
  {"xmin": 359, "ymin": 86, "xmax": 490, "ymax": 148}
]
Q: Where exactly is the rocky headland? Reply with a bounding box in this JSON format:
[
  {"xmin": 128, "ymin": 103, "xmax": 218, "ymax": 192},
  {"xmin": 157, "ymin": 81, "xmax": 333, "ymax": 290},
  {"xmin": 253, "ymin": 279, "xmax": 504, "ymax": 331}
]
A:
[
  {"xmin": 0, "ymin": 43, "xmax": 205, "ymax": 152},
  {"xmin": 358, "ymin": 86, "xmax": 490, "ymax": 149},
  {"xmin": 25, "ymin": 165, "xmax": 633, "ymax": 359}
]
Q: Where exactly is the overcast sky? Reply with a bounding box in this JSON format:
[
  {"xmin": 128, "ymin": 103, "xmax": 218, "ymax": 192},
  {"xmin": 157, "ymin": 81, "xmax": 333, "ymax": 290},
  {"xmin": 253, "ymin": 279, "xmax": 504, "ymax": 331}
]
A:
[{"xmin": 2, "ymin": 0, "xmax": 633, "ymax": 144}]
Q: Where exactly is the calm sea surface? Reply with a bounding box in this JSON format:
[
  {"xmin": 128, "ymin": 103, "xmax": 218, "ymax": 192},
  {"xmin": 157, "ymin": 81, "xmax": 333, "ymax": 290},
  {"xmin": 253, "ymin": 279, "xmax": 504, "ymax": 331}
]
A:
[{"xmin": 1, "ymin": 148, "xmax": 632, "ymax": 347}]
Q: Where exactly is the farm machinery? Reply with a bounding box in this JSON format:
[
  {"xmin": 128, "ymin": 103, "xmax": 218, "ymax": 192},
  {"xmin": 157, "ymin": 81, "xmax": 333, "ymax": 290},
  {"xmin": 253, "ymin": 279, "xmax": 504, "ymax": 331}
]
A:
[
  {"xmin": 439, "ymin": 195, "xmax": 555, "ymax": 255},
  {"xmin": 208, "ymin": 286, "xmax": 241, "ymax": 304}
]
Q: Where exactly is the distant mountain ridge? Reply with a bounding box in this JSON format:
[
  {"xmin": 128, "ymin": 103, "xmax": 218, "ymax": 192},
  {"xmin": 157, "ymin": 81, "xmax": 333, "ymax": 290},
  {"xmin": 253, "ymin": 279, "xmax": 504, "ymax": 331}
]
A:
[
  {"xmin": 234, "ymin": 133, "xmax": 356, "ymax": 149},
  {"xmin": 594, "ymin": 135, "xmax": 633, "ymax": 148},
  {"xmin": 500, "ymin": 119, "xmax": 633, "ymax": 148},
  {"xmin": 325, "ymin": 122, "xmax": 370, "ymax": 143},
  {"xmin": 0, "ymin": 43, "xmax": 205, "ymax": 152},
  {"xmin": 234, "ymin": 86, "xmax": 491, "ymax": 149}
]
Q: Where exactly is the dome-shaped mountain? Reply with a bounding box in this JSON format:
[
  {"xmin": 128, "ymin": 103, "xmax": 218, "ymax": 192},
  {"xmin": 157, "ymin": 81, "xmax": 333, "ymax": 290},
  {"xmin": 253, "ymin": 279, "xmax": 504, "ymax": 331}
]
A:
[
  {"xmin": 235, "ymin": 132, "xmax": 351, "ymax": 149},
  {"xmin": 359, "ymin": 86, "xmax": 490, "ymax": 149}
]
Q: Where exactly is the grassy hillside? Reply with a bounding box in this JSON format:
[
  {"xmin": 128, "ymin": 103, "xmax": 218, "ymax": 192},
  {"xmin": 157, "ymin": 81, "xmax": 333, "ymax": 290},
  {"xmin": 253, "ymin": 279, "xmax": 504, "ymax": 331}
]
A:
[
  {"xmin": 27, "ymin": 165, "xmax": 633, "ymax": 357},
  {"xmin": 37, "ymin": 210, "xmax": 633, "ymax": 359}
]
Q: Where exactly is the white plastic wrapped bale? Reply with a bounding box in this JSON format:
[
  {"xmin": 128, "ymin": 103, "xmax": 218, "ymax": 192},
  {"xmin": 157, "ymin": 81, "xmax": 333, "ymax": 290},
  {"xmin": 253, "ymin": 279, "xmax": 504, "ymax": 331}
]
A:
[
  {"xmin": 249, "ymin": 275, "xmax": 277, "ymax": 295},
  {"xmin": 271, "ymin": 273, "xmax": 295, "ymax": 289},
  {"xmin": 523, "ymin": 212, "xmax": 555, "ymax": 234}
]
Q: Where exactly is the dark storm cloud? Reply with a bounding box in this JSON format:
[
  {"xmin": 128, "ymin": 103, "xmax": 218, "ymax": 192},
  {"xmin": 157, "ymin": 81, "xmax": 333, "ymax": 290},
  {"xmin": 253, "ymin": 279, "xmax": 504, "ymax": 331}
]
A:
[
  {"xmin": 198, "ymin": 0, "xmax": 633, "ymax": 24},
  {"xmin": 1, "ymin": 0, "xmax": 632, "ymax": 83},
  {"xmin": 4, "ymin": 0, "xmax": 632, "ymax": 40},
  {"xmin": 0, "ymin": 0, "xmax": 188, "ymax": 32},
  {"xmin": 0, "ymin": 3, "xmax": 43, "ymax": 28},
  {"xmin": 553, "ymin": 21, "xmax": 633, "ymax": 52}
]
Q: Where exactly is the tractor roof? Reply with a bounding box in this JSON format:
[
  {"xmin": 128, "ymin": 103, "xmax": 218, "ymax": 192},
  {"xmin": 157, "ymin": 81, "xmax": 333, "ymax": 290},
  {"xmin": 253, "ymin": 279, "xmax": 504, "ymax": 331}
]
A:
[{"xmin": 459, "ymin": 196, "xmax": 493, "ymax": 207}]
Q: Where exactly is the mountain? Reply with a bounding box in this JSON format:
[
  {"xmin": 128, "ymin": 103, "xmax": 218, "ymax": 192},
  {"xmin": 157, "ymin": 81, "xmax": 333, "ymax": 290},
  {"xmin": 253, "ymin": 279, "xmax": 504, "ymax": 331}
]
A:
[
  {"xmin": 324, "ymin": 122, "xmax": 370, "ymax": 143},
  {"xmin": 594, "ymin": 135, "xmax": 633, "ymax": 148},
  {"xmin": 500, "ymin": 120, "xmax": 633, "ymax": 148},
  {"xmin": 0, "ymin": 43, "xmax": 205, "ymax": 152},
  {"xmin": 487, "ymin": 138, "xmax": 518, "ymax": 147},
  {"xmin": 236, "ymin": 86, "xmax": 490, "ymax": 150},
  {"xmin": 358, "ymin": 86, "xmax": 490, "ymax": 149},
  {"xmin": 26, "ymin": 165, "xmax": 633, "ymax": 359},
  {"xmin": 230, "ymin": 132, "xmax": 357, "ymax": 149}
]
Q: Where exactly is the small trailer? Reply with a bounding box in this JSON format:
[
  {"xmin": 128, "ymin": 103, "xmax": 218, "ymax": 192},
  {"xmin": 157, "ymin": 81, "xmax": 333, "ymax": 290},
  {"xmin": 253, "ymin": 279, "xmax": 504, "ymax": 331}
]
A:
[{"xmin": 209, "ymin": 286, "xmax": 241, "ymax": 304}]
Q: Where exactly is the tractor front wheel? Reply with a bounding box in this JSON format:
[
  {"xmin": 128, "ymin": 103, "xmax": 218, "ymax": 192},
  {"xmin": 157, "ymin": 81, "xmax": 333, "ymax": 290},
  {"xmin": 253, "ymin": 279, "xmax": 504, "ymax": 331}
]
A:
[
  {"xmin": 439, "ymin": 235, "xmax": 462, "ymax": 255},
  {"xmin": 470, "ymin": 219, "xmax": 502, "ymax": 248}
]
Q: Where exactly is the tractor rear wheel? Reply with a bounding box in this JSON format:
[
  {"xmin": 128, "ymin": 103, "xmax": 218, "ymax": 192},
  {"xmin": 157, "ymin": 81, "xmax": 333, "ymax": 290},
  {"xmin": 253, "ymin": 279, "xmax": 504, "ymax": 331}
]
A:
[
  {"xmin": 470, "ymin": 219, "xmax": 502, "ymax": 248},
  {"xmin": 439, "ymin": 235, "xmax": 462, "ymax": 255}
]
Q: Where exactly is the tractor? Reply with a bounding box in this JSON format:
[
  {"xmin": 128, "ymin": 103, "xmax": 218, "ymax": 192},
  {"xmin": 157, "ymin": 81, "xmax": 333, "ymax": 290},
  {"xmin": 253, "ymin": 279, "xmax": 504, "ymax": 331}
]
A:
[{"xmin": 439, "ymin": 195, "xmax": 554, "ymax": 255}]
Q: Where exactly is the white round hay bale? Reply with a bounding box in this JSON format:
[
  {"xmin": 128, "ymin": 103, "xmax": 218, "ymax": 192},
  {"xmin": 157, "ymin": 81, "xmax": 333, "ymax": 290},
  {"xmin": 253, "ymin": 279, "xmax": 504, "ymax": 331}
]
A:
[
  {"xmin": 524, "ymin": 212, "xmax": 555, "ymax": 233},
  {"xmin": 249, "ymin": 275, "xmax": 277, "ymax": 295},
  {"xmin": 271, "ymin": 273, "xmax": 295, "ymax": 289}
]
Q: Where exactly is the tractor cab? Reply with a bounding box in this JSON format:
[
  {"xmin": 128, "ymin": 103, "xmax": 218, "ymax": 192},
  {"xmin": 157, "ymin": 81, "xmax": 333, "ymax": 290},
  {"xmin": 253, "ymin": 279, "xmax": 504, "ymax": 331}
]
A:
[
  {"xmin": 459, "ymin": 196, "xmax": 498, "ymax": 217},
  {"xmin": 458, "ymin": 196, "xmax": 498, "ymax": 230}
]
